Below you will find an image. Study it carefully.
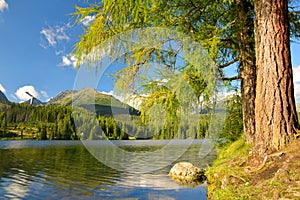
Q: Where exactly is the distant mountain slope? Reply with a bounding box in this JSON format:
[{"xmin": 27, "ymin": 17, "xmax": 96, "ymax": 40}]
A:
[
  {"xmin": 0, "ymin": 91, "xmax": 9, "ymax": 102},
  {"xmin": 46, "ymin": 90, "xmax": 74, "ymax": 106},
  {"xmin": 47, "ymin": 88, "xmax": 139, "ymax": 116}
]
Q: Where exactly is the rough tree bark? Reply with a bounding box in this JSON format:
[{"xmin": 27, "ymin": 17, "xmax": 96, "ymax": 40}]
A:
[
  {"xmin": 236, "ymin": 0, "xmax": 256, "ymax": 144},
  {"xmin": 254, "ymin": 0, "xmax": 299, "ymax": 154}
]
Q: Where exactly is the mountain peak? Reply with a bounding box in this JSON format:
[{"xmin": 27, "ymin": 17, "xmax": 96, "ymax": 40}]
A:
[
  {"xmin": 47, "ymin": 88, "xmax": 139, "ymax": 116},
  {"xmin": 0, "ymin": 91, "xmax": 9, "ymax": 102},
  {"xmin": 47, "ymin": 88, "xmax": 117, "ymax": 106}
]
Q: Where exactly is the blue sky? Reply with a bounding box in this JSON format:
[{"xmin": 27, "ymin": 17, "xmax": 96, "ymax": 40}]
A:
[
  {"xmin": 0, "ymin": 0, "xmax": 116, "ymax": 102},
  {"xmin": 0, "ymin": 0, "xmax": 300, "ymax": 103}
]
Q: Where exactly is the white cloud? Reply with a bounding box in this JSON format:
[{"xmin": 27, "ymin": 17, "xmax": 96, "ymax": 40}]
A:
[
  {"xmin": 100, "ymin": 90, "xmax": 115, "ymax": 96},
  {"xmin": 293, "ymin": 66, "xmax": 300, "ymax": 102},
  {"xmin": 40, "ymin": 28, "xmax": 57, "ymax": 47},
  {"xmin": 80, "ymin": 15, "xmax": 96, "ymax": 26},
  {"xmin": 61, "ymin": 56, "xmax": 72, "ymax": 66},
  {"xmin": 59, "ymin": 55, "xmax": 77, "ymax": 68},
  {"xmin": 295, "ymin": 83, "xmax": 300, "ymax": 102},
  {"xmin": 15, "ymin": 86, "xmax": 39, "ymax": 101},
  {"xmin": 0, "ymin": 0, "xmax": 8, "ymax": 12},
  {"xmin": 40, "ymin": 90, "xmax": 49, "ymax": 99},
  {"xmin": 0, "ymin": 83, "xmax": 6, "ymax": 93},
  {"xmin": 293, "ymin": 65, "xmax": 300, "ymax": 83},
  {"xmin": 40, "ymin": 25, "xmax": 70, "ymax": 48}
]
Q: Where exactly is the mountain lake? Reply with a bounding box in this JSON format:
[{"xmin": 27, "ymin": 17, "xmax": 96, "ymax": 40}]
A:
[{"xmin": 0, "ymin": 140, "xmax": 216, "ymax": 200}]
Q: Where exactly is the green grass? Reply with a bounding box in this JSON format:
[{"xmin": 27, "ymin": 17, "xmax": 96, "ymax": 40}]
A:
[
  {"xmin": 206, "ymin": 137, "xmax": 253, "ymax": 199},
  {"xmin": 206, "ymin": 137, "xmax": 300, "ymax": 199},
  {"xmin": 213, "ymin": 138, "xmax": 252, "ymax": 165}
]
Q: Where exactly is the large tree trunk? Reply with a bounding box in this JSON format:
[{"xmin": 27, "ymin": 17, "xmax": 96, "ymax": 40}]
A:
[
  {"xmin": 236, "ymin": 0, "xmax": 256, "ymax": 144},
  {"xmin": 254, "ymin": 0, "xmax": 298, "ymax": 154}
]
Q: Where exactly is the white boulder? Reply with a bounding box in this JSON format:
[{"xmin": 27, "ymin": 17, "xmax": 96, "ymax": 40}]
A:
[{"xmin": 169, "ymin": 162, "xmax": 206, "ymax": 182}]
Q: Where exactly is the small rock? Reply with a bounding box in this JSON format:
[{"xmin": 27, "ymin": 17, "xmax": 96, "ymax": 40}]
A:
[{"xmin": 169, "ymin": 162, "xmax": 206, "ymax": 182}]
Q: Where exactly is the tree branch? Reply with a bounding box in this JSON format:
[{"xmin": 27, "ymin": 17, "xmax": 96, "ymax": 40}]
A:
[
  {"xmin": 289, "ymin": 11, "xmax": 300, "ymax": 15},
  {"xmin": 189, "ymin": 0, "xmax": 199, "ymax": 10},
  {"xmin": 217, "ymin": 58, "xmax": 239, "ymax": 69},
  {"xmin": 221, "ymin": 75, "xmax": 241, "ymax": 81}
]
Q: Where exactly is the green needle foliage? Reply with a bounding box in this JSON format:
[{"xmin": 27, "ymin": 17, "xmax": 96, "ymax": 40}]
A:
[
  {"xmin": 71, "ymin": 0, "xmax": 238, "ymax": 140},
  {"xmin": 72, "ymin": 0, "xmax": 300, "ymax": 142}
]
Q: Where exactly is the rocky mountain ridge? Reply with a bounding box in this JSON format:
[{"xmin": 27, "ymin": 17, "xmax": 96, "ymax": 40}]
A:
[
  {"xmin": 1, "ymin": 88, "xmax": 139, "ymax": 116},
  {"xmin": 0, "ymin": 91, "xmax": 8, "ymax": 102}
]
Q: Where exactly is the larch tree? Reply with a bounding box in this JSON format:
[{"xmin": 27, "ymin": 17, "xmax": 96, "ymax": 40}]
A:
[
  {"xmin": 72, "ymin": 0, "xmax": 300, "ymax": 148},
  {"xmin": 73, "ymin": 0, "xmax": 257, "ymax": 141},
  {"xmin": 254, "ymin": 0, "xmax": 299, "ymax": 154}
]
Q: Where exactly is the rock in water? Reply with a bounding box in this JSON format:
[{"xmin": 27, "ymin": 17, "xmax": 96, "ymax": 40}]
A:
[{"xmin": 169, "ymin": 162, "xmax": 206, "ymax": 182}]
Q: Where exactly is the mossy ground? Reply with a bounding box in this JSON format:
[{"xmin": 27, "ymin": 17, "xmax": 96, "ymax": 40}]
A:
[{"xmin": 206, "ymin": 138, "xmax": 300, "ymax": 199}]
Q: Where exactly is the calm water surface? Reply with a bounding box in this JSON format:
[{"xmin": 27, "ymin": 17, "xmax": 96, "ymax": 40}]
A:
[{"xmin": 0, "ymin": 140, "xmax": 216, "ymax": 200}]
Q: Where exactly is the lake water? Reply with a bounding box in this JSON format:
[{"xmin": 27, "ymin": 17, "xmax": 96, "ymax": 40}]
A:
[{"xmin": 0, "ymin": 140, "xmax": 216, "ymax": 200}]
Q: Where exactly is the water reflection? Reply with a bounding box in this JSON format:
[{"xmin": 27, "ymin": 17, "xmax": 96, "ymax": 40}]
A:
[
  {"xmin": 82, "ymin": 139, "xmax": 216, "ymax": 173},
  {"xmin": 0, "ymin": 140, "xmax": 214, "ymax": 199},
  {"xmin": 3, "ymin": 171, "xmax": 30, "ymax": 199}
]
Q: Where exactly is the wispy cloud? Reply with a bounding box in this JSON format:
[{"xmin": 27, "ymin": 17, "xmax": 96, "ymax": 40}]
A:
[
  {"xmin": 55, "ymin": 50, "xmax": 64, "ymax": 55},
  {"xmin": 40, "ymin": 90, "xmax": 49, "ymax": 99},
  {"xmin": 15, "ymin": 85, "xmax": 39, "ymax": 101},
  {"xmin": 39, "ymin": 23, "xmax": 80, "ymax": 68},
  {"xmin": 40, "ymin": 24, "xmax": 70, "ymax": 48},
  {"xmin": 59, "ymin": 55, "xmax": 77, "ymax": 68},
  {"xmin": 0, "ymin": 0, "xmax": 8, "ymax": 12},
  {"xmin": 80, "ymin": 15, "xmax": 95, "ymax": 26},
  {"xmin": 0, "ymin": 83, "xmax": 6, "ymax": 93}
]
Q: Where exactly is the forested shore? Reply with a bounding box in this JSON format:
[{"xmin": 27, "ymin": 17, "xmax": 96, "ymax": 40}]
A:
[{"xmin": 0, "ymin": 93, "xmax": 243, "ymax": 141}]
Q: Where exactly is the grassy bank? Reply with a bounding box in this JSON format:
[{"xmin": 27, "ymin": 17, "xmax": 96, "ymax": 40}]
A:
[{"xmin": 206, "ymin": 138, "xmax": 300, "ymax": 199}]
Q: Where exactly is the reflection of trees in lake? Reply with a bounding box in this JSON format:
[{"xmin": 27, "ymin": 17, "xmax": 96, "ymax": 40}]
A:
[{"xmin": 0, "ymin": 143, "xmax": 120, "ymax": 198}]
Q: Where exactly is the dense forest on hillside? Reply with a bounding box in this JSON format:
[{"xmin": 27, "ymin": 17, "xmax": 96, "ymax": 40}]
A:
[
  {"xmin": 0, "ymin": 102, "xmax": 77, "ymax": 140},
  {"xmin": 0, "ymin": 95, "xmax": 244, "ymax": 141}
]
